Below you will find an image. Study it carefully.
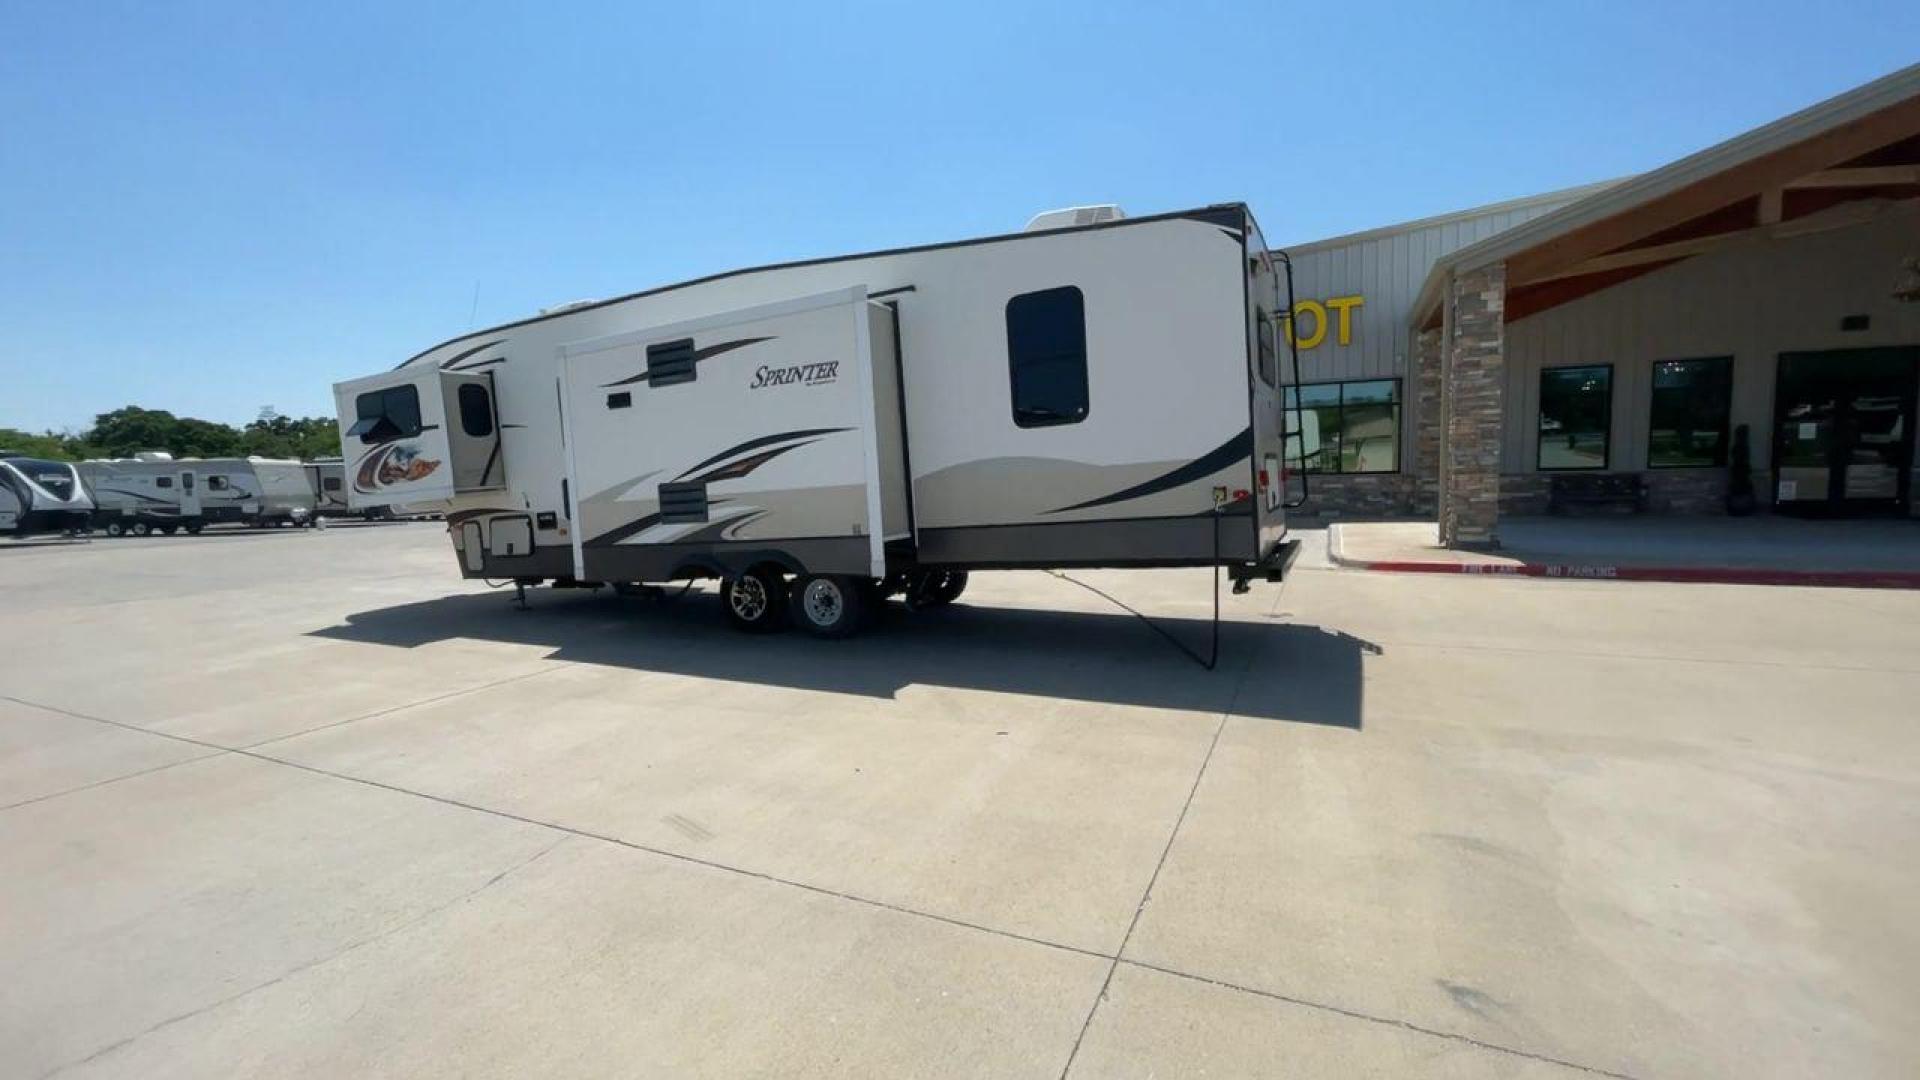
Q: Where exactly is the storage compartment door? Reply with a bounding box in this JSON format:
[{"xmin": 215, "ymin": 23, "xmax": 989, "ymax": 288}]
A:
[{"xmin": 333, "ymin": 368, "xmax": 459, "ymax": 508}]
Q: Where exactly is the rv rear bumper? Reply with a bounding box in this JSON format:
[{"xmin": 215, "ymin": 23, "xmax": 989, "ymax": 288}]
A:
[{"xmin": 1229, "ymin": 536, "xmax": 1300, "ymax": 589}]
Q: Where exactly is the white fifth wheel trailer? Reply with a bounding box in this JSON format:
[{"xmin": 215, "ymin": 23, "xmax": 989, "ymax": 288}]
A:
[
  {"xmin": 81, "ymin": 454, "xmax": 315, "ymax": 535},
  {"xmin": 333, "ymin": 203, "xmax": 1304, "ymax": 635},
  {"xmin": 0, "ymin": 455, "xmax": 94, "ymax": 538}
]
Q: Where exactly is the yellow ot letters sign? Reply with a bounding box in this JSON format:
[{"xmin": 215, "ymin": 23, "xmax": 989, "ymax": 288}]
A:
[{"xmin": 1283, "ymin": 295, "xmax": 1363, "ymax": 350}]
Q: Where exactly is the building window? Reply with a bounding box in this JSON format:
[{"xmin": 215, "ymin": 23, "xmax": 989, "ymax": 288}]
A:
[
  {"xmin": 1006, "ymin": 286, "xmax": 1089, "ymax": 427},
  {"xmin": 1648, "ymin": 357, "xmax": 1731, "ymax": 468},
  {"xmin": 1538, "ymin": 365, "xmax": 1612, "ymax": 470},
  {"xmin": 457, "ymin": 383, "xmax": 495, "ymax": 438},
  {"xmin": 1283, "ymin": 379, "xmax": 1400, "ymax": 473},
  {"xmin": 350, "ymin": 385, "xmax": 423, "ymax": 443}
]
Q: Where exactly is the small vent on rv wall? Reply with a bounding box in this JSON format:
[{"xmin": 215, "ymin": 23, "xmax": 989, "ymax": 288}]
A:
[{"xmin": 1023, "ymin": 205, "xmax": 1127, "ymax": 232}]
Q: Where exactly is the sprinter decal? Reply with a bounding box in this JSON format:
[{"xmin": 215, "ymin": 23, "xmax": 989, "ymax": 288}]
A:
[
  {"xmin": 598, "ymin": 336, "xmax": 774, "ymax": 388},
  {"xmin": 748, "ymin": 360, "xmax": 838, "ymax": 389},
  {"xmin": 352, "ymin": 442, "xmax": 443, "ymax": 494}
]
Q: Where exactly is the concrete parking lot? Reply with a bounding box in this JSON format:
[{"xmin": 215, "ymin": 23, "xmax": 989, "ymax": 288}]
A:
[{"xmin": 3, "ymin": 522, "xmax": 1916, "ymax": 1079}]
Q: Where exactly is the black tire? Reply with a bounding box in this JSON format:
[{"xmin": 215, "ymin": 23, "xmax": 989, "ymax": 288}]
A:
[
  {"xmin": 905, "ymin": 569, "xmax": 968, "ymax": 609},
  {"xmin": 790, "ymin": 574, "xmax": 866, "ymax": 638},
  {"xmin": 722, "ymin": 568, "xmax": 788, "ymax": 633},
  {"xmin": 185, "ymin": 522, "xmax": 204, "ymax": 535},
  {"xmin": 131, "ymin": 521, "xmax": 151, "ymax": 537},
  {"xmin": 104, "ymin": 521, "xmax": 125, "ymax": 537},
  {"xmin": 928, "ymin": 570, "xmax": 969, "ymax": 606}
]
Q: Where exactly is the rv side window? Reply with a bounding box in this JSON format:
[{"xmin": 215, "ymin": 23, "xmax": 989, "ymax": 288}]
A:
[
  {"xmin": 207, "ymin": 476, "xmax": 229, "ymax": 491},
  {"xmin": 1256, "ymin": 308, "xmax": 1278, "ymax": 387},
  {"xmin": 457, "ymin": 383, "xmax": 495, "ymax": 438},
  {"xmin": 155, "ymin": 476, "xmax": 173, "ymax": 489},
  {"xmin": 1006, "ymin": 286, "xmax": 1089, "ymax": 428},
  {"xmin": 352, "ymin": 385, "xmax": 423, "ymax": 443}
]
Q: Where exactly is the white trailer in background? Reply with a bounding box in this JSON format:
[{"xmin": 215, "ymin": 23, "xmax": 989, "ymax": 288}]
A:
[
  {"xmin": 333, "ymin": 203, "xmax": 1304, "ymax": 636},
  {"xmin": 0, "ymin": 455, "xmax": 93, "ymax": 538},
  {"xmin": 81, "ymin": 454, "xmax": 314, "ymax": 536},
  {"xmin": 305, "ymin": 458, "xmax": 393, "ymax": 521}
]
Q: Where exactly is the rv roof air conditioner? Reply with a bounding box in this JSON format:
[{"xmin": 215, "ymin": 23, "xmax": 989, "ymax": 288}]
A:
[
  {"xmin": 133, "ymin": 451, "xmax": 174, "ymax": 462},
  {"xmin": 1023, "ymin": 205, "xmax": 1127, "ymax": 232}
]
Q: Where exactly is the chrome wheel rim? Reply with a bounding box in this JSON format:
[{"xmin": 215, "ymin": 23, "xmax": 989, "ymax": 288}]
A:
[
  {"xmin": 802, "ymin": 579, "xmax": 842, "ymax": 626},
  {"xmin": 729, "ymin": 576, "xmax": 768, "ymax": 622}
]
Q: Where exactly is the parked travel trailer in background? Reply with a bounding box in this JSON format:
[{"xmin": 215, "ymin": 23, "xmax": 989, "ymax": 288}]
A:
[
  {"xmin": 334, "ymin": 203, "xmax": 1303, "ymax": 635},
  {"xmin": 81, "ymin": 454, "xmax": 314, "ymax": 536},
  {"xmin": 0, "ymin": 454, "xmax": 94, "ymax": 538},
  {"xmin": 305, "ymin": 458, "xmax": 393, "ymax": 521}
]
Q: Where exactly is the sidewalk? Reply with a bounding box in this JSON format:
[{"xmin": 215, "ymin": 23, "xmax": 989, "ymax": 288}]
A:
[{"xmin": 1328, "ymin": 516, "xmax": 1920, "ymax": 588}]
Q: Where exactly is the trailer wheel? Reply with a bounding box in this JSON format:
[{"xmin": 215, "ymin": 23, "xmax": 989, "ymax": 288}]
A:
[
  {"xmin": 185, "ymin": 522, "xmax": 203, "ymax": 535},
  {"xmin": 928, "ymin": 571, "xmax": 969, "ymax": 606},
  {"xmin": 722, "ymin": 568, "xmax": 788, "ymax": 633},
  {"xmin": 104, "ymin": 521, "xmax": 125, "ymax": 537},
  {"xmin": 905, "ymin": 569, "xmax": 968, "ymax": 609},
  {"xmin": 131, "ymin": 522, "xmax": 151, "ymax": 537},
  {"xmin": 790, "ymin": 574, "xmax": 865, "ymax": 638}
]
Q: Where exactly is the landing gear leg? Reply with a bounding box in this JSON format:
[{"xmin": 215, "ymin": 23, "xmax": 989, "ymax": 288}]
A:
[{"xmin": 513, "ymin": 582, "xmax": 529, "ymax": 610}]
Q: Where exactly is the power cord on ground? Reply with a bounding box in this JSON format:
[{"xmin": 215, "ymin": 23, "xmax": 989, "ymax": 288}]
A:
[{"xmin": 1044, "ymin": 507, "xmax": 1222, "ymax": 671}]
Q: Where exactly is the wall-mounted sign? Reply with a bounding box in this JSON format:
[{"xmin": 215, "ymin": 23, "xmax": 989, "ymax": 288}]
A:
[{"xmin": 1282, "ymin": 295, "xmax": 1364, "ymax": 350}]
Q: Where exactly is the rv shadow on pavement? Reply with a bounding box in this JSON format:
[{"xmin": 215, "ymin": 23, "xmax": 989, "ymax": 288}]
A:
[{"xmin": 310, "ymin": 588, "xmax": 1373, "ymax": 729}]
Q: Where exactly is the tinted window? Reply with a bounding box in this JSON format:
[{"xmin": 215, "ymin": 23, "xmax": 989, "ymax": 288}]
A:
[
  {"xmin": 1539, "ymin": 365, "xmax": 1612, "ymax": 470},
  {"xmin": 156, "ymin": 476, "xmax": 173, "ymax": 489},
  {"xmin": 1283, "ymin": 380, "xmax": 1399, "ymax": 473},
  {"xmin": 457, "ymin": 383, "xmax": 495, "ymax": 438},
  {"xmin": 353, "ymin": 385, "xmax": 423, "ymax": 443},
  {"xmin": 206, "ymin": 476, "xmax": 228, "ymax": 490},
  {"xmin": 1256, "ymin": 309, "xmax": 1277, "ymax": 387},
  {"xmin": 1649, "ymin": 357, "xmax": 1731, "ymax": 468},
  {"xmin": 1007, "ymin": 286, "xmax": 1089, "ymax": 427}
]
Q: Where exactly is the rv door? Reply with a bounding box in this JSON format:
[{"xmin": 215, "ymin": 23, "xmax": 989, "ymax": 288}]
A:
[
  {"xmin": 178, "ymin": 470, "xmax": 200, "ymax": 517},
  {"xmin": 333, "ymin": 368, "xmax": 460, "ymax": 508}
]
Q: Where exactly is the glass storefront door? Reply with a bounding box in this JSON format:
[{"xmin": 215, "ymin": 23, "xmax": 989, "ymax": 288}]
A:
[{"xmin": 1772, "ymin": 347, "xmax": 1918, "ymax": 515}]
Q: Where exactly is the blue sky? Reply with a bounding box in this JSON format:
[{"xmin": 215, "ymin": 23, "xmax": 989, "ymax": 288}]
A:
[{"xmin": 2, "ymin": 1, "xmax": 1915, "ymax": 432}]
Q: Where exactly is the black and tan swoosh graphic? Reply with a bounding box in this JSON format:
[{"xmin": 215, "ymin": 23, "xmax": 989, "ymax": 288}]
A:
[
  {"xmin": 584, "ymin": 425, "xmax": 849, "ymax": 548},
  {"xmin": 673, "ymin": 427, "xmax": 850, "ymax": 480},
  {"xmin": 439, "ymin": 339, "xmax": 506, "ymax": 370},
  {"xmin": 1045, "ymin": 427, "xmax": 1253, "ymax": 515},
  {"xmin": 599, "ymin": 336, "xmax": 774, "ymax": 388}
]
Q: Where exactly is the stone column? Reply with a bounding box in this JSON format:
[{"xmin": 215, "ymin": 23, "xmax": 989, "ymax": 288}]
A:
[
  {"xmin": 1410, "ymin": 326, "xmax": 1443, "ymax": 516},
  {"xmin": 1439, "ymin": 262, "xmax": 1506, "ymax": 548}
]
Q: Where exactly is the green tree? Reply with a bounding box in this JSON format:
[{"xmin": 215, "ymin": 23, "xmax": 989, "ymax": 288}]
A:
[{"xmin": 0, "ymin": 428, "xmax": 83, "ymax": 460}]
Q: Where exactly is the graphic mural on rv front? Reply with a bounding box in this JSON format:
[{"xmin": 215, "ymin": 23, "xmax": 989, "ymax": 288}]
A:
[{"xmin": 352, "ymin": 441, "xmax": 441, "ymax": 494}]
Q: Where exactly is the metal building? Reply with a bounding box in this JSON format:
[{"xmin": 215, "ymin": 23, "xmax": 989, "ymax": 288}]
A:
[{"xmin": 1280, "ymin": 62, "xmax": 1920, "ymax": 548}]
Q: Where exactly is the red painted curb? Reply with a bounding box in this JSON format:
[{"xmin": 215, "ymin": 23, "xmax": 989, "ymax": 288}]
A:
[{"xmin": 1348, "ymin": 559, "xmax": 1920, "ymax": 590}]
